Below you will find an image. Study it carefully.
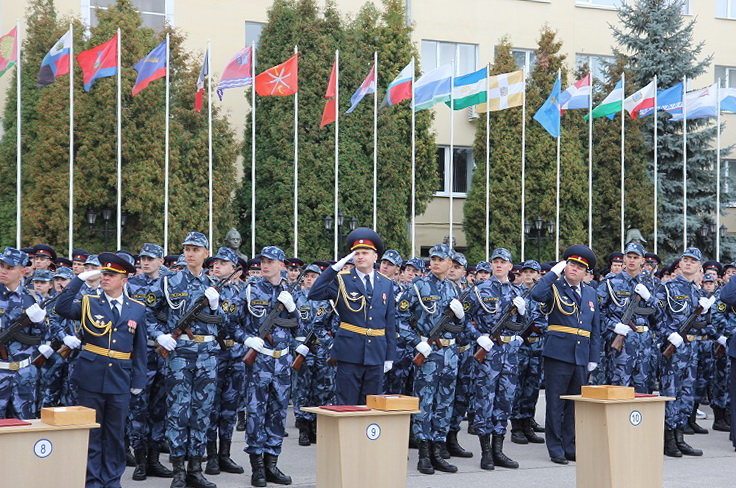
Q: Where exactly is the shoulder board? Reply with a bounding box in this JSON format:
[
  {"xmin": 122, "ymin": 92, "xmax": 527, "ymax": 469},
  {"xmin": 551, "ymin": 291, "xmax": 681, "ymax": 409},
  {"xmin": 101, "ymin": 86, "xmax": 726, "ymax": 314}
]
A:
[
  {"xmin": 83, "ymin": 294, "xmax": 101, "ymax": 299},
  {"xmin": 128, "ymin": 297, "xmax": 145, "ymax": 306},
  {"xmin": 377, "ymin": 271, "xmax": 390, "ymax": 279},
  {"xmin": 338, "ymin": 270, "xmax": 351, "ymax": 275}
]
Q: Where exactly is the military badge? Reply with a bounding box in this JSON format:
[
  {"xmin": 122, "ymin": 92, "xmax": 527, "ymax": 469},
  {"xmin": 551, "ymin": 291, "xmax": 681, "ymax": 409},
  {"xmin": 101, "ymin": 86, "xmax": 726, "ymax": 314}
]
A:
[
  {"xmin": 399, "ymin": 299, "xmax": 410, "ymax": 312},
  {"xmin": 588, "ymin": 301, "xmax": 594, "ymax": 312},
  {"xmin": 146, "ymin": 293, "xmax": 156, "ymax": 305},
  {"xmin": 382, "ymin": 292, "xmax": 386, "ymax": 305},
  {"xmin": 128, "ymin": 320, "xmax": 137, "ymax": 334},
  {"xmin": 718, "ymin": 302, "xmax": 727, "ymax": 313}
]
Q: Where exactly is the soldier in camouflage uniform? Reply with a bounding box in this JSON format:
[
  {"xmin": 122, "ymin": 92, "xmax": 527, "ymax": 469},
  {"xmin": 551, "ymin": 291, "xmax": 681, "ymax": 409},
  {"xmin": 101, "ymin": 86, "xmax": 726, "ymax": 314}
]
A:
[
  {"xmin": 31, "ymin": 270, "xmax": 61, "ymax": 412},
  {"xmin": 397, "ymin": 244, "xmax": 466, "ymax": 475},
  {"xmin": 381, "ymin": 250, "xmax": 412, "ymax": 396},
  {"xmin": 711, "ymin": 285, "xmax": 733, "ymax": 432}
]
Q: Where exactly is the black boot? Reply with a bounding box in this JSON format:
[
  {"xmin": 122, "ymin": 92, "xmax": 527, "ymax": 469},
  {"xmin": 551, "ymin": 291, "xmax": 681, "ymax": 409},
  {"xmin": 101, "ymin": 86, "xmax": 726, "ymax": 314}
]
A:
[
  {"xmin": 408, "ymin": 430, "xmax": 419, "ymax": 449},
  {"xmin": 713, "ymin": 406, "xmax": 730, "ymax": 432},
  {"xmin": 236, "ymin": 410, "xmax": 246, "ymax": 432},
  {"xmin": 308, "ymin": 419, "xmax": 317, "ymax": 444},
  {"xmin": 446, "ymin": 430, "xmax": 473, "ymax": 458},
  {"xmin": 682, "ymin": 422, "xmax": 695, "ymax": 435},
  {"xmin": 510, "ymin": 419, "xmax": 528, "ymax": 445},
  {"xmin": 132, "ymin": 446, "xmax": 148, "ymax": 481},
  {"xmin": 218, "ymin": 439, "xmax": 244, "ymax": 474},
  {"xmin": 688, "ymin": 405, "xmax": 709, "ymax": 434},
  {"xmin": 530, "ymin": 417, "xmax": 545, "ymax": 433},
  {"xmin": 170, "ymin": 456, "xmax": 187, "ymax": 488},
  {"xmin": 147, "ymin": 444, "xmax": 174, "ymax": 478},
  {"xmin": 467, "ymin": 412, "xmax": 477, "ymax": 435},
  {"xmin": 296, "ymin": 418, "xmax": 310, "ymax": 446},
  {"xmin": 479, "ymin": 434, "xmax": 494, "ymax": 470},
  {"xmin": 417, "ymin": 440, "xmax": 434, "ymax": 474},
  {"xmin": 664, "ymin": 429, "xmax": 682, "ymax": 457},
  {"xmin": 186, "ymin": 457, "xmax": 216, "ymax": 488},
  {"xmin": 674, "ymin": 428, "xmax": 703, "ymax": 456},
  {"xmin": 522, "ymin": 418, "xmax": 545, "ymax": 444},
  {"xmin": 492, "ymin": 434, "xmax": 519, "ymax": 469},
  {"xmin": 437, "ymin": 440, "xmax": 451, "ymax": 459},
  {"xmin": 249, "ymin": 454, "xmax": 266, "ymax": 488},
  {"xmin": 204, "ymin": 440, "xmax": 220, "ymax": 475},
  {"xmin": 126, "ymin": 447, "xmax": 136, "ymax": 467},
  {"xmin": 264, "ymin": 453, "xmax": 292, "ymax": 485},
  {"xmin": 430, "ymin": 442, "xmax": 458, "ymax": 473}
]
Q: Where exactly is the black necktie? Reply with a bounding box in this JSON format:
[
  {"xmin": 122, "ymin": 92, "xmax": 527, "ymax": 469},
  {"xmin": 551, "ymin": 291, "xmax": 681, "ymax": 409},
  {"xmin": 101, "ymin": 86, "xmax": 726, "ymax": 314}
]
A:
[
  {"xmin": 364, "ymin": 275, "xmax": 373, "ymax": 297},
  {"xmin": 111, "ymin": 300, "xmax": 120, "ymax": 321}
]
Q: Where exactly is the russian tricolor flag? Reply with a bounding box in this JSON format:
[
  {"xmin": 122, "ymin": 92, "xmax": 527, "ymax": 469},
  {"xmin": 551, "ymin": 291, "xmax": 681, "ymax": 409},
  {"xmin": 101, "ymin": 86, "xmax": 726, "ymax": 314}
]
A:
[
  {"xmin": 37, "ymin": 29, "xmax": 72, "ymax": 87},
  {"xmin": 380, "ymin": 59, "xmax": 413, "ymax": 108}
]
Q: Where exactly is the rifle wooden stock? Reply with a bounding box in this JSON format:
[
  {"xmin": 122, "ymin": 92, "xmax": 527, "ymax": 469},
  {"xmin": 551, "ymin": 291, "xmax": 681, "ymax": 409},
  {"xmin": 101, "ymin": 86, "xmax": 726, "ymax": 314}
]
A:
[
  {"xmin": 715, "ymin": 343, "xmax": 726, "ymax": 357},
  {"xmin": 291, "ymin": 353, "xmax": 306, "ymax": 371},
  {"xmin": 662, "ymin": 342, "xmax": 679, "ymax": 360},
  {"xmin": 610, "ymin": 321, "xmax": 638, "ymax": 353},
  {"xmin": 243, "ymin": 347, "xmax": 259, "ymax": 366},
  {"xmin": 662, "ymin": 305, "xmax": 704, "ymax": 359},
  {"xmin": 157, "ymin": 327, "xmax": 195, "ymax": 359},
  {"xmin": 473, "ymin": 346, "xmax": 488, "ymax": 363}
]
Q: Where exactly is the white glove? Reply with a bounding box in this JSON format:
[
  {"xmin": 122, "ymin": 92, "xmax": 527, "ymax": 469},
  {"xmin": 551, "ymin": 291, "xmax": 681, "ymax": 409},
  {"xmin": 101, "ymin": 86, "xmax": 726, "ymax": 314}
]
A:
[
  {"xmin": 38, "ymin": 344, "xmax": 54, "ymax": 359},
  {"xmin": 295, "ymin": 344, "xmax": 310, "ymax": 357},
  {"xmin": 614, "ymin": 322, "xmax": 630, "ymax": 336},
  {"xmin": 449, "ymin": 299, "xmax": 464, "ymax": 320},
  {"xmin": 513, "ymin": 296, "xmax": 526, "ymax": 316},
  {"xmin": 25, "ymin": 304, "xmax": 47, "ymax": 323},
  {"xmin": 332, "ymin": 251, "xmax": 357, "ymax": 271},
  {"xmin": 587, "ymin": 362, "xmax": 598, "ymax": 372},
  {"xmin": 415, "ymin": 341, "xmax": 432, "ymax": 357},
  {"xmin": 157, "ymin": 333, "xmax": 177, "ymax": 352},
  {"xmin": 245, "ymin": 336, "xmax": 265, "ymax": 352},
  {"xmin": 383, "ymin": 360, "xmax": 393, "ymax": 373},
  {"xmin": 477, "ymin": 335, "xmax": 493, "ymax": 352},
  {"xmin": 510, "ymin": 335, "xmax": 523, "ymax": 345},
  {"xmin": 130, "ymin": 388, "xmax": 142, "ymax": 395},
  {"xmin": 717, "ymin": 335, "xmax": 728, "ymax": 347},
  {"xmin": 551, "ymin": 260, "xmax": 567, "ymax": 276},
  {"xmin": 634, "ymin": 283, "xmax": 651, "ymax": 301},
  {"xmin": 204, "ymin": 287, "xmax": 220, "ymax": 310},
  {"xmin": 78, "ymin": 269, "xmax": 101, "ymax": 281},
  {"xmin": 277, "ymin": 291, "xmax": 297, "ymax": 313},
  {"xmin": 63, "ymin": 335, "xmax": 81, "ymax": 349},
  {"xmin": 699, "ymin": 296, "xmax": 715, "ymax": 313},
  {"xmin": 668, "ymin": 332, "xmax": 684, "ymax": 348}
]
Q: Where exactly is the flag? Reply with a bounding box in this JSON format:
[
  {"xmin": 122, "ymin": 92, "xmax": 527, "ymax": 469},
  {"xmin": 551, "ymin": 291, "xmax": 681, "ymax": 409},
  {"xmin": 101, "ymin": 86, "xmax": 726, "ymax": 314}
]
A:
[
  {"xmin": 669, "ymin": 83, "xmax": 718, "ymax": 121},
  {"xmin": 345, "ymin": 63, "xmax": 376, "ymax": 114},
  {"xmin": 559, "ymin": 74, "xmax": 591, "ymax": 112},
  {"xmin": 623, "ymin": 80, "xmax": 656, "ymax": 118},
  {"xmin": 534, "ymin": 76, "xmax": 561, "ymax": 137},
  {"xmin": 195, "ymin": 49, "xmax": 208, "ymax": 112},
  {"xmin": 37, "ymin": 29, "xmax": 72, "ymax": 87},
  {"xmin": 477, "ymin": 70, "xmax": 524, "ymax": 113},
  {"xmin": 720, "ymin": 87, "xmax": 736, "ymax": 114},
  {"xmin": 380, "ymin": 60, "xmax": 413, "ymax": 108},
  {"xmin": 217, "ymin": 46, "xmax": 253, "ymax": 100},
  {"xmin": 320, "ymin": 59, "xmax": 337, "ymax": 128},
  {"xmin": 132, "ymin": 39, "xmax": 167, "ymax": 96},
  {"xmin": 0, "ymin": 27, "xmax": 18, "ymax": 79},
  {"xmin": 413, "ymin": 64, "xmax": 452, "ymax": 111},
  {"xmin": 587, "ymin": 78, "xmax": 623, "ymax": 120},
  {"xmin": 447, "ymin": 66, "xmax": 487, "ymax": 110},
  {"xmin": 255, "ymin": 54, "xmax": 298, "ymax": 96},
  {"xmin": 638, "ymin": 82, "xmax": 682, "ymax": 117},
  {"xmin": 77, "ymin": 34, "xmax": 118, "ymax": 92}
]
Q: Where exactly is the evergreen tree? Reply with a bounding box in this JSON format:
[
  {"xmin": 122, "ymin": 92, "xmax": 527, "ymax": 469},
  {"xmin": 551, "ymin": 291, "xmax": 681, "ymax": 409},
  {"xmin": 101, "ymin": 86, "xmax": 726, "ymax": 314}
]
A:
[{"xmin": 612, "ymin": 0, "xmax": 726, "ymax": 260}]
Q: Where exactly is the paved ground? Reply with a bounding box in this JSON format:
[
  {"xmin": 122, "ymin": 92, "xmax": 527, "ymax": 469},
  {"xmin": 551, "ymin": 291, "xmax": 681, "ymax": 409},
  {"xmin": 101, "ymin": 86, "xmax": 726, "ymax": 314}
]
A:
[{"xmin": 125, "ymin": 401, "xmax": 736, "ymax": 487}]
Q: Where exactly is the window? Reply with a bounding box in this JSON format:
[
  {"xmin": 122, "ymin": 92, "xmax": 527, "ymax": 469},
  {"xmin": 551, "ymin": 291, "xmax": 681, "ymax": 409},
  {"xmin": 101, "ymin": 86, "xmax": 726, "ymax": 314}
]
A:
[
  {"xmin": 718, "ymin": 0, "xmax": 736, "ymax": 19},
  {"xmin": 576, "ymin": 0, "xmax": 623, "ymax": 8},
  {"xmin": 436, "ymin": 146, "xmax": 474, "ymax": 196},
  {"xmin": 715, "ymin": 66, "xmax": 736, "ymax": 88},
  {"xmin": 510, "ymin": 48, "xmax": 536, "ymax": 77},
  {"xmin": 245, "ymin": 21, "xmax": 265, "ymax": 48},
  {"xmin": 575, "ymin": 53, "xmax": 615, "ymax": 83},
  {"xmin": 83, "ymin": 0, "xmax": 174, "ymax": 30},
  {"xmin": 421, "ymin": 40, "xmax": 478, "ymax": 76}
]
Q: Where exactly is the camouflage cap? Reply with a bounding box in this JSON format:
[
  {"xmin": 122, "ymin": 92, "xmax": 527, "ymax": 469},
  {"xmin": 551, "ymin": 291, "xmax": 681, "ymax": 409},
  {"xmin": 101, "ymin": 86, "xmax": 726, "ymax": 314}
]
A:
[
  {"xmin": 182, "ymin": 231, "xmax": 209, "ymax": 248},
  {"xmin": 381, "ymin": 250, "xmax": 403, "ymax": 267},
  {"xmin": 54, "ymin": 267, "xmax": 75, "ymax": 280},
  {"xmin": 491, "ymin": 248, "xmax": 513, "ymax": 263},
  {"xmin": 429, "ymin": 243, "xmax": 453, "ymax": 260},
  {"xmin": 476, "ymin": 261, "xmax": 492, "ymax": 273},
  {"xmin": 139, "ymin": 243, "xmax": 164, "ymax": 259},
  {"xmin": 1, "ymin": 247, "xmax": 29, "ymax": 267},
  {"xmin": 32, "ymin": 269, "xmax": 53, "ymax": 282},
  {"xmin": 258, "ymin": 246, "xmax": 285, "ymax": 262},
  {"xmin": 682, "ymin": 247, "xmax": 703, "ymax": 262},
  {"xmin": 213, "ymin": 246, "xmax": 238, "ymax": 264}
]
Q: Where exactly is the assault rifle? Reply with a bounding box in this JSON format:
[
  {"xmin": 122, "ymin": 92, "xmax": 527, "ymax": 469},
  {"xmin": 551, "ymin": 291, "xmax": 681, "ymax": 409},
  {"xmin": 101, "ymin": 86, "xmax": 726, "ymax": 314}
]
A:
[
  {"xmin": 610, "ymin": 294, "xmax": 655, "ymax": 353},
  {"xmin": 0, "ymin": 290, "xmax": 64, "ymax": 366},
  {"xmin": 662, "ymin": 305, "xmax": 705, "ymax": 359}
]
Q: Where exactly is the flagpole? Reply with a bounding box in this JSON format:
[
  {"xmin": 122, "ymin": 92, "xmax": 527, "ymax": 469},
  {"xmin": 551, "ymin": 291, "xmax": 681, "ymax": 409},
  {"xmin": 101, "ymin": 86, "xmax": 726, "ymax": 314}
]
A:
[
  {"xmin": 555, "ymin": 70, "xmax": 561, "ymax": 261},
  {"xmin": 293, "ymin": 45, "xmax": 299, "ymax": 257},
  {"xmin": 15, "ymin": 20, "xmax": 21, "ymax": 248},
  {"xmin": 372, "ymin": 51, "xmax": 378, "ymax": 231},
  {"xmin": 449, "ymin": 59, "xmax": 455, "ymax": 250},
  {"xmin": 520, "ymin": 70, "xmax": 527, "ymax": 261},
  {"xmin": 588, "ymin": 71, "xmax": 593, "ymax": 249},
  {"xmin": 682, "ymin": 76, "xmax": 687, "ymax": 251},
  {"xmin": 68, "ymin": 23, "xmax": 74, "ymax": 257},
  {"xmin": 115, "ymin": 29, "xmax": 123, "ymax": 250},
  {"xmin": 411, "ymin": 57, "xmax": 416, "ymax": 255},
  {"xmin": 333, "ymin": 50, "xmax": 339, "ymax": 261},
  {"xmin": 251, "ymin": 42, "xmax": 256, "ymax": 257},
  {"xmin": 484, "ymin": 65, "xmax": 490, "ymax": 262},
  {"xmin": 653, "ymin": 75, "xmax": 658, "ymax": 255},
  {"xmin": 207, "ymin": 40, "xmax": 213, "ymax": 252},
  {"xmin": 163, "ymin": 33, "xmax": 170, "ymax": 254},
  {"xmin": 620, "ymin": 72, "xmax": 626, "ymax": 251},
  {"xmin": 717, "ymin": 81, "xmax": 722, "ymax": 260}
]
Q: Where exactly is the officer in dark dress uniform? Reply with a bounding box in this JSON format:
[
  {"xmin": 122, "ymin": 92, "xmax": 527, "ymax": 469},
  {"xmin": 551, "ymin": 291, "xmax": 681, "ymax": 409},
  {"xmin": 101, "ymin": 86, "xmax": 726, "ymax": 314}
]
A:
[{"xmin": 56, "ymin": 252, "xmax": 147, "ymax": 488}]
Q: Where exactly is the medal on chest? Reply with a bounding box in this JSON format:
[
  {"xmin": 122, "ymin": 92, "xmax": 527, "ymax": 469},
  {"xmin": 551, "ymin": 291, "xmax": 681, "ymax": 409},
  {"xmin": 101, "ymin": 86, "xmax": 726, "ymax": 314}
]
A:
[{"xmin": 128, "ymin": 320, "xmax": 137, "ymax": 334}]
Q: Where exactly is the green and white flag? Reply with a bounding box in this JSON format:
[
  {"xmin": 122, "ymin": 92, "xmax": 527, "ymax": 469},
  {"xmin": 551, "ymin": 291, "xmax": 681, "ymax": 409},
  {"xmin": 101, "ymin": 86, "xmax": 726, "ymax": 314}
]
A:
[
  {"xmin": 447, "ymin": 66, "xmax": 487, "ymax": 110},
  {"xmin": 587, "ymin": 77, "xmax": 623, "ymax": 120}
]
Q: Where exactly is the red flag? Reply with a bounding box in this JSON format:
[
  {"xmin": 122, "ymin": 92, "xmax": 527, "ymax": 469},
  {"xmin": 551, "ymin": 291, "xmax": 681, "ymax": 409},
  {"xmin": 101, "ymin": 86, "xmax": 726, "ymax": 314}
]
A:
[
  {"xmin": 255, "ymin": 54, "xmax": 298, "ymax": 96},
  {"xmin": 320, "ymin": 60, "xmax": 337, "ymax": 128},
  {"xmin": 77, "ymin": 34, "xmax": 118, "ymax": 92},
  {"xmin": 195, "ymin": 49, "xmax": 208, "ymax": 112}
]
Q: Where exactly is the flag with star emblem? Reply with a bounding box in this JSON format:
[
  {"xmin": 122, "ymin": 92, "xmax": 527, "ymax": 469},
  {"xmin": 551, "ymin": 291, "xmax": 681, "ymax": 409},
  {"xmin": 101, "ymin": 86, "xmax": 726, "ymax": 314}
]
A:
[
  {"xmin": 255, "ymin": 53, "xmax": 298, "ymax": 96},
  {"xmin": 0, "ymin": 27, "xmax": 18, "ymax": 79},
  {"xmin": 77, "ymin": 34, "xmax": 118, "ymax": 92}
]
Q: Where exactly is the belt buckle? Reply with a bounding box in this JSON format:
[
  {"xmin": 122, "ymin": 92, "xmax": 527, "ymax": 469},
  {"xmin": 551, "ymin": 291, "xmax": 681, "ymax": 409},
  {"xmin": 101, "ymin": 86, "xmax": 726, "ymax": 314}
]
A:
[
  {"xmin": 194, "ymin": 336, "xmax": 204, "ymax": 343},
  {"xmin": 366, "ymin": 328, "xmax": 374, "ymax": 336},
  {"xmin": 8, "ymin": 362, "xmax": 19, "ymax": 371},
  {"xmin": 107, "ymin": 350, "xmax": 115, "ymax": 357},
  {"xmin": 273, "ymin": 350, "xmax": 282, "ymax": 359}
]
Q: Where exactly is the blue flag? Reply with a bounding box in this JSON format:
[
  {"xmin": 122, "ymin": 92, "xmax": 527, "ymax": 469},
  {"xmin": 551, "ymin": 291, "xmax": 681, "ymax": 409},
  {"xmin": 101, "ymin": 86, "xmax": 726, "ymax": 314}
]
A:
[
  {"xmin": 534, "ymin": 76, "xmax": 561, "ymax": 137},
  {"xmin": 132, "ymin": 39, "xmax": 167, "ymax": 96},
  {"xmin": 638, "ymin": 82, "xmax": 682, "ymax": 117}
]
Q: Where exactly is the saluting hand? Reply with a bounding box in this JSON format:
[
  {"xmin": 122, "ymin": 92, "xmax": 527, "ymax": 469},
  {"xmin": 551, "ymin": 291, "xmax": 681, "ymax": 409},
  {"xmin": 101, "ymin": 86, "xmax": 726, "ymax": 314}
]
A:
[{"xmin": 331, "ymin": 251, "xmax": 357, "ymax": 271}]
